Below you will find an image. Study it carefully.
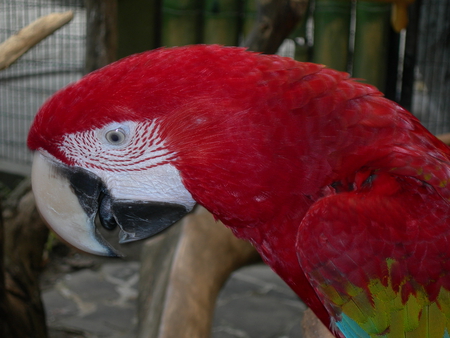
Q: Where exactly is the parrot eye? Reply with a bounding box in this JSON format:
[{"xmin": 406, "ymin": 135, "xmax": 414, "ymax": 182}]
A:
[{"xmin": 105, "ymin": 128, "xmax": 126, "ymax": 145}]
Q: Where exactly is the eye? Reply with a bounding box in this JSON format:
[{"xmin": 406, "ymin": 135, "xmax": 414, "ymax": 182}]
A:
[{"xmin": 105, "ymin": 128, "xmax": 126, "ymax": 145}]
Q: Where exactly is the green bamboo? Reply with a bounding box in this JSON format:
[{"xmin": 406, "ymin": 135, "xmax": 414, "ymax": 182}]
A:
[
  {"xmin": 312, "ymin": 0, "xmax": 351, "ymax": 71},
  {"xmin": 242, "ymin": 0, "xmax": 257, "ymax": 42},
  {"xmin": 117, "ymin": 0, "xmax": 158, "ymax": 58},
  {"xmin": 203, "ymin": 0, "xmax": 240, "ymax": 45},
  {"xmin": 352, "ymin": 1, "xmax": 391, "ymax": 91},
  {"xmin": 162, "ymin": 0, "xmax": 203, "ymax": 46}
]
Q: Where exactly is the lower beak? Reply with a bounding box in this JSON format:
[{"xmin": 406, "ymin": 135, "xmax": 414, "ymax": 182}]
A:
[{"xmin": 31, "ymin": 152, "xmax": 189, "ymax": 257}]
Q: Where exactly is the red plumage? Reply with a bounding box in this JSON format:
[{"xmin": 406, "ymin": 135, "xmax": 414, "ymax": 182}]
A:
[{"xmin": 28, "ymin": 45, "xmax": 450, "ymax": 336}]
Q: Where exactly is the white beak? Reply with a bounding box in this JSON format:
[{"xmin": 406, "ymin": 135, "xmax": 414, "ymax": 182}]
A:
[
  {"xmin": 31, "ymin": 152, "xmax": 190, "ymax": 257},
  {"xmin": 31, "ymin": 152, "xmax": 119, "ymax": 256}
]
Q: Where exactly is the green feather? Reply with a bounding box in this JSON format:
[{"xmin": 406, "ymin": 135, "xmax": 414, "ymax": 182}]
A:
[{"xmin": 320, "ymin": 259, "xmax": 450, "ymax": 337}]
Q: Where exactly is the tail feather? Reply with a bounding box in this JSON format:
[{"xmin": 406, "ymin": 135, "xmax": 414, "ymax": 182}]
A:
[
  {"xmin": 336, "ymin": 314, "xmax": 372, "ymax": 338},
  {"xmin": 335, "ymin": 304, "xmax": 450, "ymax": 338}
]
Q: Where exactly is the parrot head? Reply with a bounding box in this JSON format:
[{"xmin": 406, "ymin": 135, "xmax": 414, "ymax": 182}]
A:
[{"xmin": 28, "ymin": 45, "xmax": 314, "ymax": 256}]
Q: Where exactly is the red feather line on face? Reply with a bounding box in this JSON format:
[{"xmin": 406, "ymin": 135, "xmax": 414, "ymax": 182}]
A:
[{"xmin": 60, "ymin": 120, "xmax": 175, "ymax": 172}]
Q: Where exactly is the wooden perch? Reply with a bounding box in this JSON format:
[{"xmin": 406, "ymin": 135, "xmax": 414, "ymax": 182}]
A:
[
  {"xmin": 302, "ymin": 309, "xmax": 334, "ymax": 338},
  {"xmin": 437, "ymin": 133, "xmax": 450, "ymax": 146},
  {"xmin": 138, "ymin": 206, "xmax": 261, "ymax": 338},
  {"xmin": 0, "ymin": 11, "xmax": 74, "ymax": 70}
]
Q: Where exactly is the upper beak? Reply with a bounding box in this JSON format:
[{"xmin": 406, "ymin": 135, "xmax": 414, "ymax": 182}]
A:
[{"xmin": 31, "ymin": 152, "xmax": 189, "ymax": 257}]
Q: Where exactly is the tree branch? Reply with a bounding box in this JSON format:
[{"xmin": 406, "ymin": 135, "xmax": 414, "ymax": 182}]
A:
[
  {"xmin": 0, "ymin": 11, "xmax": 74, "ymax": 70},
  {"xmin": 242, "ymin": 0, "xmax": 309, "ymax": 54}
]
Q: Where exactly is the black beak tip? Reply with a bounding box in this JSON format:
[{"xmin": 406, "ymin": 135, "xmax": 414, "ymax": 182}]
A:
[{"xmin": 113, "ymin": 201, "xmax": 189, "ymax": 244}]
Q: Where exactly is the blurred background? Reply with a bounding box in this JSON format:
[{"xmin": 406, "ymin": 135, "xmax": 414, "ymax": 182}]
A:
[{"xmin": 0, "ymin": 0, "xmax": 448, "ymax": 186}]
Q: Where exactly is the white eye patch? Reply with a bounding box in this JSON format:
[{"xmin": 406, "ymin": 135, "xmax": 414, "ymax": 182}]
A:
[
  {"xmin": 61, "ymin": 120, "xmax": 175, "ymax": 171},
  {"xmin": 59, "ymin": 120, "xmax": 196, "ymax": 211}
]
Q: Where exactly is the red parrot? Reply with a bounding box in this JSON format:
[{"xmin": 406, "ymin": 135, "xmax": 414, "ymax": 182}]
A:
[{"xmin": 28, "ymin": 45, "xmax": 450, "ymax": 337}]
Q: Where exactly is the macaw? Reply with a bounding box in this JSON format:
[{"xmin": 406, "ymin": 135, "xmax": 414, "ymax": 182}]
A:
[{"xmin": 28, "ymin": 45, "xmax": 450, "ymax": 337}]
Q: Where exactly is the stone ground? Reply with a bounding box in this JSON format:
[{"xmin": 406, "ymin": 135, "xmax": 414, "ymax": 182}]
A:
[{"xmin": 41, "ymin": 243, "xmax": 307, "ymax": 338}]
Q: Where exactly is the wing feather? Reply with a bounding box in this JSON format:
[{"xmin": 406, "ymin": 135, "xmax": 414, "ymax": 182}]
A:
[{"xmin": 297, "ymin": 172, "xmax": 450, "ymax": 337}]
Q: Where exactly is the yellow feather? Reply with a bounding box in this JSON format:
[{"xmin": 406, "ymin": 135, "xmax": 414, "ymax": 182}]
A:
[
  {"xmin": 428, "ymin": 302, "xmax": 447, "ymax": 338},
  {"xmin": 318, "ymin": 259, "xmax": 450, "ymax": 338},
  {"xmin": 342, "ymin": 298, "xmax": 367, "ymax": 324},
  {"xmin": 352, "ymin": 288, "xmax": 376, "ymax": 319},
  {"xmin": 438, "ymin": 288, "xmax": 450, "ymax": 319},
  {"xmin": 389, "ymin": 309, "xmax": 405, "ymax": 337},
  {"xmin": 403, "ymin": 294, "xmax": 422, "ymax": 332},
  {"xmin": 405, "ymin": 305, "xmax": 426, "ymax": 338},
  {"xmin": 321, "ymin": 283, "xmax": 349, "ymax": 307}
]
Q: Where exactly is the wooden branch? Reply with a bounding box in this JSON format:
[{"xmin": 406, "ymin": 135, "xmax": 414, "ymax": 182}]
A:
[
  {"xmin": 437, "ymin": 133, "xmax": 450, "ymax": 146},
  {"xmin": 242, "ymin": 0, "xmax": 309, "ymax": 54},
  {"xmin": 138, "ymin": 206, "xmax": 261, "ymax": 338},
  {"xmin": 302, "ymin": 308, "xmax": 334, "ymax": 338},
  {"xmin": 0, "ymin": 11, "xmax": 74, "ymax": 71}
]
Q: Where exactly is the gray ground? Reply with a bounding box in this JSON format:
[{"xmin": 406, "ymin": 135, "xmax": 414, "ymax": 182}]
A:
[{"xmin": 41, "ymin": 247, "xmax": 306, "ymax": 338}]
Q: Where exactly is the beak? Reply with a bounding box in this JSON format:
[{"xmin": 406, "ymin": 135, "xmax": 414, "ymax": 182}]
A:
[{"xmin": 31, "ymin": 152, "xmax": 190, "ymax": 257}]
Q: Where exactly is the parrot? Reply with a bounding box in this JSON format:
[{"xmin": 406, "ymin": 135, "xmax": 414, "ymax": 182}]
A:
[{"xmin": 27, "ymin": 44, "xmax": 450, "ymax": 337}]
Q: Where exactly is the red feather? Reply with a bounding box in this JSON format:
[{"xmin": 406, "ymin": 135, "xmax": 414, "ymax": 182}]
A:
[{"xmin": 28, "ymin": 45, "xmax": 450, "ymax": 336}]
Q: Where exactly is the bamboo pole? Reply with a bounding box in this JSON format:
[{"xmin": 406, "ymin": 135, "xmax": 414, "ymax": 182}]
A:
[
  {"xmin": 312, "ymin": 0, "xmax": 351, "ymax": 71},
  {"xmin": 352, "ymin": 1, "xmax": 391, "ymax": 91},
  {"xmin": 162, "ymin": 0, "xmax": 203, "ymax": 46},
  {"xmin": 0, "ymin": 11, "xmax": 73, "ymax": 71},
  {"xmin": 203, "ymin": 0, "xmax": 241, "ymax": 46},
  {"xmin": 242, "ymin": 0, "xmax": 257, "ymax": 41}
]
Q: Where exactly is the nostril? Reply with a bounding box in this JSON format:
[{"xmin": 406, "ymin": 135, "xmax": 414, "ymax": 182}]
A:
[{"xmin": 98, "ymin": 190, "xmax": 118, "ymax": 230}]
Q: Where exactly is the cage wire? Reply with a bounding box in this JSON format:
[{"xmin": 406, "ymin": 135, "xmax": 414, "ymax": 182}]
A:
[
  {"xmin": 0, "ymin": 0, "xmax": 85, "ymax": 176},
  {"xmin": 412, "ymin": 0, "xmax": 450, "ymax": 135},
  {"xmin": 0, "ymin": 0, "xmax": 449, "ymax": 178}
]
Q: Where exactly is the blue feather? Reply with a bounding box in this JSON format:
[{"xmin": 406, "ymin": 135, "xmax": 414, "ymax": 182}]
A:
[
  {"xmin": 335, "ymin": 314, "xmax": 371, "ymax": 338},
  {"xmin": 336, "ymin": 314, "xmax": 450, "ymax": 337}
]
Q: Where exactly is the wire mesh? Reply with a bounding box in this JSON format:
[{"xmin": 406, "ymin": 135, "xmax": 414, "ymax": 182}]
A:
[
  {"xmin": 0, "ymin": 0, "xmax": 449, "ymax": 177},
  {"xmin": 0, "ymin": 0, "xmax": 85, "ymax": 175},
  {"xmin": 412, "ymin": 0, "xmax": 450, "ymax": 135}
]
